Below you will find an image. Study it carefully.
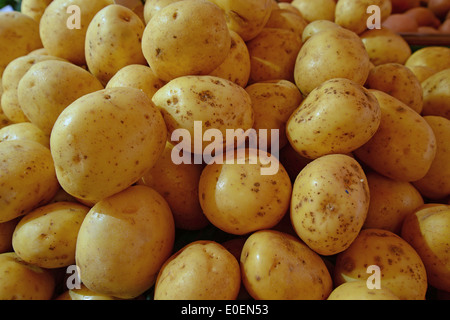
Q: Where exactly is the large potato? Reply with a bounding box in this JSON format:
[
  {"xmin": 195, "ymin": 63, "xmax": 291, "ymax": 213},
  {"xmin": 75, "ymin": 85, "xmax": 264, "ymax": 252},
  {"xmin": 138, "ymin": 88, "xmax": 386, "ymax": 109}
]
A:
[
  {"xmin": 0, "ymin": 140, "xmax": 59, "ymax": 223},
  {"xmin": 327, "ymin": 281, "xmax": 400, "ymax": 300},
  {"xmin": 50, "ymin": 87, "xmax": 167, "ymax": 204},
  {"xmin": 421, "ymin": 69, "xmax": 450, "ymax": 119},
  {"xmin": 85, "ymin": 4, "xmax": 147, "ymax": 86},
  {"xmin": 76, "ymin": 185, "xmax": 175, "ymax": 299},
  {"xmin": 18, "ymin": 60, "xmax": 104, "ymax": 135},
  {"xmin": 142, "ymin": 0, "xmax": 231, "ymax": 82},
  {"xmin": 0, "ymin": 122, "xmax": 50, "ymax": 148},
  {"xmin": 154, "ymin": 240, "xmax": 240, "ymax": 300},
  {"xmin": 354, "ymin": 90, "xmax": 437, "ymax": 182},
  {"xmin": 286, "ymin": 78, "xmax": 381, "ymax": 159},
  {"xmin": 294, "ymin": 27, "xmax": 371, "ymax": 96},
  {"xmin": 290, "ymin": 154, "xmax": 370, "ymax": 256},
  {"xmin": 405, "ymin": 46, "xmax": 450, "ymax": 73},
  {"xmin": 21, "ymin": 0, "xmax": 53, "ymax": 23},
  {"xmin": 240, "ymin": 230, "xmax": 332, "ymax": 300},
  {"xmin": 334, "ymin": 228, "xmax": 428, "ymax": 300},
  {"xmin": 291, "ymin": 0, "xmax": 336, "ymax": 22}
]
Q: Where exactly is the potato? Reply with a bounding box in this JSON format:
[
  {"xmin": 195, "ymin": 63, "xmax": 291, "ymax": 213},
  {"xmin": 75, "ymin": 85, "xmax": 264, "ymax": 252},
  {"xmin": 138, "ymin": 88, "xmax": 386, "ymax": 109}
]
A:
[
  {"xmin": 143, "ymin": 0, "xmax": 181, "ymax": 24},
  {"xmin": 114, "ymin": 0, "xmax": 145, "ymax": 23},
  {"xmin": 0, "ymin": 218, "xmax": 19, "ymax": 254},
  {"xmin": 39, "ymin": 0, "xmax": 113, "ymax": 66},
  {"xmin": 12, "ymin": 201, "xmax": 89, "ymax": 269},
  {"xmin": 142, "ymin": 0, "xmax": 231, "ymax": 82},
  {"xmin": 76, "ymin": 185, "xmax": 175, "ymax": 299},
  {"xmin": 360, "ymin": 28, "xmax": 412, "ymax": 66},
  {"xmin": 327, "ymin": 281, "xmax": 400, "ymax": 300},
  {"xmin": 412, "ymin": 116, "xmax": 450, "ymax": 199},
  {"xmin": 199, "ymin": 149, "xmax": 292, "ymax": 235},
  {"xmin": 85, "ymin": 4, "xmax": 147, "ymax": 86},
  {"xmin": 246, "ymin": 27, "xmax": 303, "ymax": 84},
  {"xmin": 50, "ymin": 87, "xmax": 167, "ymax": 203},
  {"xmin": 138, "ymin": 142, "xmax": 209, "ymax": 231},
  {"xmin": 208, "ymin": 0, "xmax": 273, "ymax": 41},
  {"xmin": 363, "ymin": 170, "xmax": 424, "ymax": 234},
  {"xmin": 240, "ymin": 230, "xmax": 333, "ymax": 300},
  {"xmin": 294, "ymin": 27, "xmax": 371, "ymax": 96},
  {"xmin": 354, "ymin": 90, "xmax": 437, "ymax": 182},
  {"xmin": 334, "ymin": 228, "xmax": 428, "ymax": 300},
  {"xmin": 301, "ymin": 20, "xmax": 341, "ymax": 43},
  {"xmin": 209, "ymin": 30, "xmax": 251, "ymax": 88},
  {"xmin": 21, "ymin": 0, "xmax": 53, "ymax": 23},
  {"xmin": 421, "ymin": 69, "xmax": 450, "ymax": 119},
  {"xmin": 154, "ymin": 240, "xmax": 240, "ymax": 300},
  {"xmin": 0, "ymin": 11, "xmax": 42, "ymax": 77},
  {"xmin": 56, "ymin": 284, "xmax": 119, "ymax": 300},
  {"xmin": 401, "ymin": 204, "xmax": 450, "ymax": 292},
  {"xmin": 0, "ymin": 140, "xmax": 59, "ymax": 223},
  {"xmin": 291, "ymin": 0, "xmax": 336, "ymax": 22},
  {"xmin": 407, "ymin": 65, "xmax": 437, "ymax": 83},
  {"xmin": 0, "ymin": 122, "xmax": 50, "ymax": 148},
  {"xmin": 405, "ymin": 46, "xmax": 450, "ymax": 73},
  {"xmin": 0, "ymin": 252, "xmax": 55, "ymax": 300},
  {"xmin": 365, "ymin": 63, "xmax": 423, "ymax": 114},
  {"xmin": 287, "ymin": 78, "xmax": 381, "ymax": 159},
  {"xmin": 265, "ymin": 7, "xmax": 308, "ymax": 36},
  {"xmin": 18, "ymin": 60, "xmax": 104, "ymax": 135},
  {"xmin": 335, "ymin": 0, "xmax": 392, "ymax": 35},
  {"xmin": 290, "ymin": 154, "xmax": 370, "ymax": 256}
]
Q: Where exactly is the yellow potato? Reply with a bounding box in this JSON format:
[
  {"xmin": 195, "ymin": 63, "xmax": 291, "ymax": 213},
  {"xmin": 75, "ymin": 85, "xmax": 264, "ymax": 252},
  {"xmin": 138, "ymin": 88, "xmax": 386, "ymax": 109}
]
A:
[
  {"xmin": 421, "ymin": 69, "xmax": 450, "ymax": 119},
  {"xmin": 0, "ymin": 218, "xmax": 19, "ymax": 254},
  {"xmin": 12, "ymin": 201, "xmax": 89, "ymax": 269},
  {"xmin": 0, "ymin": 252, "xmax": 55, "ymax": 300},
  {"xmin": 401, "ymin": 204, "xmax": 450, "ymax": 292},
  {"xmin": 277, "ymin": 2, "xmax": 302, "ymax": 16},
  {"xmin": 327, "ymin": 281, "xmax": 400, "ymax": 300},
  {"xmin": 50, "ymin": 87, "xmax": 167, "ymax": 203},
  {"xmin": 290, "ymin": 154, "xmax": 370, "ymax": 256},
  {"xmin": 56, "ymin": 284, "xmax": 119, "ymax": 300},
  {"xmin": 405, "ymin": 46, "xmax": 450, "ymax": 73},
  {"xmin": 354, "ymin": 90, "xmax": 437, "ymax": 182},
  {"xmin": 360, "ymin": 28, "xmax": 412, "ymax": 66},
  {"xmin": 240, "ymin": 230, "xmax": 333, "ymax": 300},
  {"xmin": 264, "ymin": 7, "xmax": 308, "ymax": 36},
  {"xmin": 114, "ymin": 0, "xmax": 145, "ymax": 23},
  {"xmin": 0, "ymin": 122, "xmax": 50, "ymax": 148},
  {"xmin": 301, "ymin": 20, "xmax": 341, "ymax": 43},
  {"xmin": 21, "ymin": 0, "xmax": 53, "ymax": 22},
  {"xmin": 291, "ymin": 0, "xmax": 336, "ymax": 22},
  {"xmin": 76, "ymin": 185, "xmax": 175, "ymax": 299},
  {"xmin": 0, "ymin": 140, "xmax": 59, "ymax": 223},
  {"xmin": 143, "ymin": 0, "xmax": 181, "ymax": 24},
  {"xmin": 18, "ymin": 60, "xmax": 104, "ymax": 135},
  {"xmin": 39, "ymin": 0, "xmax": 113, "ymax": 66},
  {"xmin": 413, "ymin": 116, "xmax": 450, "ymax": 200},
  {"xmin": 142, "ymin": 0, "xmax": 231, "ymax": 82},
  {"xmin": 154, "ymin": 240, "xmax": 241, "ymax": 300},
  {"xmin": 365, "ymin": 63, "xmax": 423, "ymax": 114},
  {"xmin": 287, "ymin": 78, "xmax": 381, "ymax": 159},
  {"xmin": 85, "ymin": 4, "xmax": 147, "ymax": 86},
  {"xmin": 294, "ymin": 27, "xmax": 371, "ymax": 96},
  {"xmin": 334, "ymin": 228, "xmax": 428, "ymax": 300},
  {"xmin": 363, "ymin": 170, "xmax": 424, "ymax": 234},
  {"xmin": 407, "ymin": 65, "xmax": 437, "ymax": 83}
]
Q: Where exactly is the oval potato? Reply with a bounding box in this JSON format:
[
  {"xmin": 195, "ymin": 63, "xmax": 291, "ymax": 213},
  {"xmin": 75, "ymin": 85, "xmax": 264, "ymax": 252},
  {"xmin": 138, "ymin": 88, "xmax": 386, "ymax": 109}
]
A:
[
  {"xmin": 405, "ymin": 46, "xmax": 450, "ymax": 73},
  {"xmin": 421, "ymin": 68, "xmax": 450, "ymax": 119},
  {"xmin": 0, "ymin": 122, "xmax": 50, "ymax": 148},
  {"xmin": 291, "ymin": 0, "xmax": 336, "ymax": 22}
]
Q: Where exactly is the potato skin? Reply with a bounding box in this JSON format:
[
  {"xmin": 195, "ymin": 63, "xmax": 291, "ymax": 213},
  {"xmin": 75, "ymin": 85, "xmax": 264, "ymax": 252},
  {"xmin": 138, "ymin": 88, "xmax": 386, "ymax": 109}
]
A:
[
  {"xmin": 0, "ymin": 122, "xmax": 50, "ymax": 148},
  {"xmin": 421, "ymin": 69, "xmax": 450, "ymax": 119},
  {"xmin": 327, "ymin": 281, "xmax": 399, "ymax": 300},
  {"xmin": 405, "ymin": 46, "xmax": 450, "ymax": 73},
  {"xmin": 21, "ymin": 0, "xmax": 53, "ymax": 23}
]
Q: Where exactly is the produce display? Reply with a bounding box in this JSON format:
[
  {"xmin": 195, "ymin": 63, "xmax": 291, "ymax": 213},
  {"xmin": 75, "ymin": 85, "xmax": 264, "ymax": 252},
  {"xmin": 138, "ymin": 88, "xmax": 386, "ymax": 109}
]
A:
[{"xmin": 0, "ymin": 0, "xmax": 449, "ymax": 302}]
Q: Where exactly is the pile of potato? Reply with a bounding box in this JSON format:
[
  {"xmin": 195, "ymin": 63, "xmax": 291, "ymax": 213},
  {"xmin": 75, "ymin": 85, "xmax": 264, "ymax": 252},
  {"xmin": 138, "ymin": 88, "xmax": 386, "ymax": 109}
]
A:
[{"xmin": 0, "ymin": 0, "xmax": 449, "ymax": 300}]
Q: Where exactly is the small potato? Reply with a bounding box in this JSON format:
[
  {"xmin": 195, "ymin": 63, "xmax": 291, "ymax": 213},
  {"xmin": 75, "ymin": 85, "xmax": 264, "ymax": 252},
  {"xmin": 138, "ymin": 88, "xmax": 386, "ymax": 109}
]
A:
[
  {"xmin": 12, "ymin": 202, "xmax": 89, "ymax": 269},
  {"xmin": 56, "ymin": 284, "xmax": 119, "ymax": 300},
  {"xmin": 286, "ymin": 78, "xmax": 381, "ymax": 159},
  {"xmin": 265, "ymin": 7, "xmax": 308, "ymax": 36},
  {"xmin": 290, "ymin": 154, "xmax": 370, "ymax": 256},
  {"xmin": 405, "ymin": 46, "xmax": 450, "ymax": 73},
  {"xmin": 18, "ymin": 60, "xmax": 104, "ymax": 135},
  {"xmin": 76, "ymin": 185, "xmax": 175, "ymax": 299},
  {"xmin": 85, "ymin": 4, "xmax": 147, "ymax": 85},
  {"xmin": 301, "ymin": 20, "xmax": 341, "ymax": 43},
  {"xmin": 0, "ymin": 252, "xmax": 55, "ymax": 300},
  {"xmin": 240, "ymin": 230, "xmax": 333, "ymax": 300},
  {"xmin": 406, "ymin": 65, "xmax": 437, "ymax": 83},
  {"xmin": 50, "ymin": 87, "xmax": 167, "ymax": 203},
  {"xmin": 413, "ymin": 116, "xmax": 450, "ymax": 199},
  {"xmin": 0, "ymin": 140, "xmax": 59, "ymax": 223},
  {"xmin": 21, "ymin": 0, "xmax": 53, "ymax": 23},
  {"xmin": 0, "ymin": 218, "xmax": 19, "ymax": 253},
  {"xmin": 365, "ymin": 63, "xmax": 423, "ymax": 114},
  {"xmin": 401, "ymin": 204, "xmax": 450, "ymax": 292},
  {"xmin": 291, "ymin": 0, "xmax": 336, "ymax": 22},
  {"xmin": 334, "ymin": 228, "xmax": 428, "ymax": 300},
  {"xmin": 421, "ymin": 69, "xmax": 450, "ymax": 119},
  {"xmin": 327, "ymin": 281, "xmax": 400, "ymax": 300},
  {"xmin": 354, "ymin": 90, "xmax": 437, "ymax": 182},
  {"xmin": 154, "ymin": 240, "xmax": 241, "ymax": 300},
  {"xmin": 0, "ymin": 122, "xmax": 50, "ymax": 148},
  {"xmin": 142, "ymin": 0, "xmax": 231, "ymax": 82}
]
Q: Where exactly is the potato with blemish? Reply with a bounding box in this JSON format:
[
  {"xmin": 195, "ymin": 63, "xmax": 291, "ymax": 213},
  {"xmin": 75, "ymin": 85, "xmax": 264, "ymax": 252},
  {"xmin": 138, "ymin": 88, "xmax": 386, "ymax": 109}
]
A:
[
  {"xmin": 405, "ymin": 46, "xmax": 450, "ymax": 73},
  {"xmin": 290, "ymin": 154, "xmax": 370, "ymax": 256},
  {"xmin": 334, "ymin": 228, "xmax": 428, "ymax": 300},
  {"xmin": 0, "ymin": 122, "xmax": 50, "ymax": 148},
  {"xmin": 143, "ymin": 0, "xmax": 182, "ymax": 24},
  {"xmin": 291, "ymin": 0, "xmax": 336, "ymax": 22},
  {"xmin": 0, "ymin": 219, "xmax": 19, "ymax": 254},
  {"xmin": 327, "ymin": 281, "xmax": 400, "ymax": 300},
  {"xmin": 421, "ymin": 69, "xmax": 450, "ymax": 119},
  {"xmin": 354, "ymin": 90, "xmax": 437, "ymax": 182},
  {"xmin": 21, "ymin": 0, "xmax": 53, "ymax": 23},
  {"xmin": 407, "ymin": 65, "xmax": 437, "ymax": 83}
]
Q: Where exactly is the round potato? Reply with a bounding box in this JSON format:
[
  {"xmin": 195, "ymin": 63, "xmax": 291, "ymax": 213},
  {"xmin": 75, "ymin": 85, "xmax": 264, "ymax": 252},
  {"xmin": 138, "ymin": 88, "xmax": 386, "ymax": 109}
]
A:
[
  {"xmin": 286, "ymin": 78, "xmax": 381, "ymax": 159},
  {"xmin": 0, "ymin": 122, "xmax": 50, "ymax": 148},
  {"xmin": 76, "ymin": 185, "xmax": 175, "ymax": 299},
  {"xmin": 294, "ymin": 27, "xmax": 371, "ymax": 96},
  {"xmin": 327, "ymin": 281, "xmax": 400, "ymax": 300},
  {"xmin": 421, "ymin": 69, "xmax": 450, "ymax": 119},
  {"xmin": 265, "ymin": 7, "xmax": 308, "ymax": 36},
  {"xmin": 0, "ymin": 140, "xmax": 59, "ymax": 223},
  {"xmin": 301, "ymin": 20, "xmax": 341, "ymax": 43},
  {"xmin": 21, "ymin": 0, "xmax": 53, "ymax": 23},
  {"xmin": 50, "ymin": 87, "xmax": 167, "ymax": 203},
  {"xmin": 154, "ymin": 240, "xmax": 240, "ymax": 300},
  {"xmin": 0, "ymin": 218, "xmax": 19, "ymax": 254},
  {"xmin": 354, "ymin": 90, "xmax": 437, "ymax": 182},
  {"xmin": 142, "ymin": 0, "xmax": 231, "ymax": 82},
  {"xmin": 334, "ymin": 228, "xmax": 428, "ymax": 300},
  {"xmin": 56, "ymin": 284, "xmax": 119, "ymax": 300},
  {"xmin": 291, "ymin": 0, "xmax": 336, "ymax": 22},
  {"xmin": 85, "ymin": 4, "xmax": 147, "ymax": 86},
  {"xmin": 405, "ymin": 46, "xmax": 450, "ymax": 73},
  {"xmin": 290, "ymin": 154, "xmax": 370, "ymax": 256},
  {"xmin": 12, "ymin": 201, "xmax": 89, "ymax": 269}
]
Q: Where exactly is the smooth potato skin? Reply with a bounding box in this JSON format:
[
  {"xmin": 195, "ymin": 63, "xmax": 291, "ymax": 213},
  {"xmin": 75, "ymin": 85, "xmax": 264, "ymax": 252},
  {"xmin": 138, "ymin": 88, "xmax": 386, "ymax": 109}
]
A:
[
  {"xmin": 291, "ymin": 0, "xmax": 336, "ymax": 23},
  {"xmin": 421, "ymin": 69, "xmax": 450, "ymax": 119},
  {"xmin": 0, "ymin": 122, "xmax": 50, "ymax": 148},
  {"xmin": 327, "ymin": 281, "xmax": 400, "ymax": 300},
  {"xmin": 21, "ymin": 0, "xmax": 53, "ymax": 22},
  {"xmin": 405, "ymin": 46, "xmax": 450, "ymax": 73}
]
